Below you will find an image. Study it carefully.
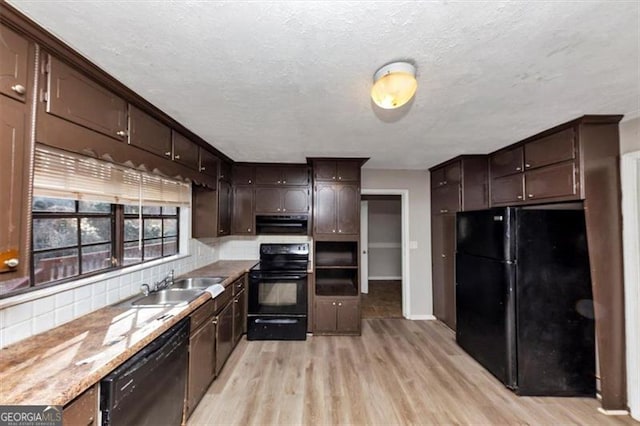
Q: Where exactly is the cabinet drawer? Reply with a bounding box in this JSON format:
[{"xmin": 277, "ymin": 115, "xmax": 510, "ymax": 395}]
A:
[
  {"xmin": 431, "ymin": 185, "xmax": 460, "ymax": 215},
  {"xmin": 524, "ymin": 161, "xmax": 577, "ymax": 202},
  {"xmin": 524, "ymin": 128, "xmax": 575, "ymax": 170},
  {"xmin": 191, "ymin": 298, "xmax": 216, "ymax": 330},
  {"xmin": 491, "ymin": 174, "xmax": 524, "ymax": 205},
  {"xmin": 46, "ymin": 56, "xmax": 127, "ymax": 140},
  {"xmin": 490, "ymin": 146, "xmax": 524, "ymax": 178},
  {"xmin": 214, "ymin": 284, "xmax": 234, "ymax": 312}
]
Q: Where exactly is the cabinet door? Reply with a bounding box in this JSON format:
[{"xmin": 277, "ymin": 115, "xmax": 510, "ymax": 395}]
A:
[
  {"xmin": 232, "ymin": 165, "xmax": 254, "ymax": 185},
  {"xmin": 46, "ymin": 56, "xmax": 127, "ymax": 140},
  {"xmin": 336, "ymin": 184, "xmax": 359, "ymax": 234},
  {"xmin": 336, "ymin": 298, "xmax": 360, "ymax": 333},
  {"xmin": 233, "ymin": 289, "xmax": 246, "ymax": 345},
  {"xmin": 314, "ymin": 299, "xmax": 337, "ymax": 332},
  {"xmin": 192, "ymin": 186, "xmax": 217, "ymax": 238},
  {"xmin": 199, "ymin": 149, "xmax": 219, "ymax": 178},
  {"xmin": 215, "ymin": 301, "xmax": 234, "ymax": 376},
  {"xmin": 444, "ymin": 162, "xmax": 462, "ymax": 185},
  {"xmin": 0, "ymin": 95, "xmax": 27, "ymax": 277},
  {"xmin": 336, "ymin": 161, "xmax": 360, "ymax": 182},
  {"xmin": 282, "ymin": 166, "xmax": 309, "ymax": 185},
  {"xmin": 490, "ymin": 146, "xmax": 524, "ymax": 178},
  {"xmin": 431, "ymin": 167, "xmax": 446, "ymax": 188},
  {"xmin": 491, "ymin": 174, "xmax": 524, "ymax": 205},
  {"xmin": 62, "ymin": 385, "xmax": 97, "ymax": 426},
  {"xmin": 442, "ymin": 214, "xmax": 457, "ymax": 331},
  {"xmin": 313, "ymin": 160, "xmax": 337, "ymax": 181},
  {"xmin": 232, "ymin": 186, "xmax": 254, "ymax": 234},
  {"xmin": 0, "ymin": 24, "xmax": 29, "ymax": 103},
  {"xmin": 187, "ymin": 321, "xmax": 215, "ymax": 417},
  {"xmin": 218, "ymin": 180, "xmax": 231, "ymax": 236},
  {"xmin": 128, "ymin": 105, "xmax": 172, "ymax": 158},
  {"xmin": 524, "ymin": 161, "xmax": 577, "ymax": 202},
  {"xmin": 431, "ymin": 184, "xmax": 460, "ymax": 215},
  {"xmin": 431, "ymin": 214, "xmax": 446, "ymax": 321},
  {"xmin": 461, "ymin": 157, "xmax": 489, "ymax": 211},
  {"xmin": 255, "ymin": 165, "xmax": 282, "ymax": 185},
  {"xmin": 255, "ymin": 187, "xmax": 282, "ymax": 213},
  {"xmin": 314, "ymin": 184, "xmax": 337, "ymax": 234},
  {"xmin": 219, "ymin": 161, "xmax": 232, "ymax": 182},
  {"xmin": 172, "ymin": 132, "xmax": 199, "ymax": 170},
  {"xmin": 282, "ymin": 188, "xmax": 309, "ymax": 213},
  {"xmin": 524, "ymin": 128, "xmax": 575, "ymax": 170}
]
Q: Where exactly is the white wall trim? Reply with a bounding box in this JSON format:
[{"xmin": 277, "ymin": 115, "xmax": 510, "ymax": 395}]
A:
[
  {"xmin": 621, "ymin": 150, "xmax": 640, "ymax": 421},
  {"xmin": 408, "ymin": 314, "xmax": 436, "ymax": 320},
  {"xmin": 368, "ymin": 276, "xmax": 402, "ymax": 281},
  {"xmin": 361, "ymin": 189, "xmax": 411, "ymax": 318}
]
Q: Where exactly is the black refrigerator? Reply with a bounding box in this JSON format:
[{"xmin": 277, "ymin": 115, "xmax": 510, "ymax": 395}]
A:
[{"xmin": 455, "ymin": 205, "xmax": 596, "ymax": 396}]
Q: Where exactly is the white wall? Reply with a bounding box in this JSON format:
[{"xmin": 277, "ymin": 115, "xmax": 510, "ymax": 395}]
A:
[
  {"xmin": 361, "ymin": 169, "xmax": 432, "ymax": 318},
  {"xmin": 366, "ymin": 197, "xmax": 402, "ymax": 279},
  {"xmin": 620, "ymin": 116, "xmax": 640, "ymax": 155}
]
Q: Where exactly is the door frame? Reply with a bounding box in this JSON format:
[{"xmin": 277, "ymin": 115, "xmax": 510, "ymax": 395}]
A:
[
  {"xmin": 360, "ymin": 200, "xmax": 369, "ymax": 294},
  {"xmin": 360, "ymin": 189, "xmax": 410, "ymax": 318},
  {"xmin": 621, "ymin": 150, "xmax": 640, "ymax": 421}
]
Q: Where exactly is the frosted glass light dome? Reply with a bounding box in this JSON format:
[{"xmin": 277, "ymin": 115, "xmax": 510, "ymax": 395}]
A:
[{"xmin": 370, "ymin": 62, "xmax": 418, "ymax": 109}]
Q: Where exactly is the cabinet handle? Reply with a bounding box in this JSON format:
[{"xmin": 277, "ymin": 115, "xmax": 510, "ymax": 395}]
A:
[
  {"xmin": 338, "ymin": 229, "xmax": 342, "ymax": 233},
  {"xmin": 525, "ymin": 164, "xmax": 531, "ymax": 168},
  {"xmin": 212, "ymin": 319, "xmax": 218, "ymax": 325},
  {"xmin": 234, "ymin": 298, "xmax": 239, "ymax": 303},
  {"xmin": 164, "ymin": 151, "xmax": 171, "ymax": 157},
  {"xmin": 277, "ymin": 208, "xmax": 281, "ymax": 212},
  {"xmin": 440, "ymin": 209, "xmax": 448, "ymax": 213},
  {"xmin": 11, "ymin": 84, "xmax": 26, "ymax": 95},
  {"xmin": 277, "ymin": 180, "xmax": 281, "ymax": 184},
  {"xmin": 116, "ymin": 130, "xmax": 127, "ymax": 137},
  {"xmin": 441, "ymin": 254, "xmax": 446, "ymax": 258},
  {"xmin": 332, "ymin": 302, "xmax": 336, "ymax": 306},
  {"xmin": 174, "ymin": 154, "xmax": 181, "ymax": 160},
  {"xmin": 443, "ymin": 180, "xmax": 447, "ymax": 185},
  {"xmin": 332, "ymin": 176, "xmax": 336, "ymax": 180},
  {"xmin": 248, "ymin": 179, "xmax": 252, "ymax": 184},
  {"xmin": 515, "ymin": 166, "xmax": 522, "ymax": 171},
  {"xmin": 247, "ymin": 228, "xmax": 251, "ymax": 232},
  {"xmin": 516, "ymin": 195, "xmax": 523, "ymax": 200},
  {"xmin": 4, "ymin": 258, "xmax": 19, "ymax": 268},
  {"xmin": 528, "ymin": 194, "xmax": 534, "ymax": 198},
  {"xmin": 200, "ymin": 166, "xmax": 206, "ymax": 172},
  {"xmin": 338, "ymin": 302, "xmax": 342, "ymax": 307},
  {"xmin": 332, "ymin": 229, "xmax": 336, "ymax": 233},
  {"xmin": 338, "ymin": 176, "xmax": 342, "ymax": 180},
  {"xmin": 283, "ymin": 180, "xmax": 287, "ymax": 184}
]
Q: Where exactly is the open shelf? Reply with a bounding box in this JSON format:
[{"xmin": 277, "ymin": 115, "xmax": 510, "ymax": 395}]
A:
[
  {"xmin": 315, "ymin": 241, "xmax": 358, "ymax": 268},
  {"xmin": 315, "ymin": 268, "xmax": 358, "ymax": 296}
]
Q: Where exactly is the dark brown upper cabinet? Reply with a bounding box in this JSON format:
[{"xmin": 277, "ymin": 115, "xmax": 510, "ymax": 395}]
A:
[
  {"xmin": 255, "ymin": 165, "xmax": 309, "ymax": 186},
  {"xmin": 128, "ymin": 105, "xmax": 172, "ymax": 158},
  {"xmin": 461, "ymin": 157, "xmax": 489, "ymax": 211},
  {"xmin": 524, "ymin": 161, "xmax": 577, "ymax": 201},
  {"xmin": 218, "ymin": 179, "xmax": 232, "ymax": 236},
  {"xmin": 431, "ymin": 162, "xmax": 461, "ymax": 188},
  {"xmin": 172, "ymin": 131, "xmax": 199, "ymax": 170},
  {"xmin": 219, "ymin": 160, "xmax": 232, "ymax": 182},
  {"xmin": 199, "ymin": 149, "xmax": 219, "ymax": 179},
  {"xmin": 523, "ymin": 128, "xmax": 575, "ymax": 170},
  {"xmin": 45, "ymin": 55, "xmax": 127, "ymax": 141},
  {"xmin": 232, "ymin": 165, "xmax": 255, "ymax": 185},
  {"xmin": 0, "ymin": 24, "xmax": 29, "ymax": 103},
  {"xmin": 313, "ymin": 183, "xmax": 359, "ymax": 235},
  {"xmin": 313, "ymin": 160, "xmax": 360, "ymax": 182},
  {"xmin": 490, "ymin": 146, "xmax": 524, "ymax": 178},
  {"xmin": 431, "ymin": 184, "xmax": 460, "ymax": 215},
  {"xmin": 232, "ymin": 186, "xmax": 254, "ymax": 234},
  {"xmin": 490, "ymin": 173, "xmax": 524, "ymax": 205},
  {"xmin": 255, "ymin": 187, "xmax": 309, "ymax": 214}
]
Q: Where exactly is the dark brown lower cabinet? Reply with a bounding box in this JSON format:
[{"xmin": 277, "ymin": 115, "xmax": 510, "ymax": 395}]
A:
[
  {"xmin": 215, "ymin": 301, "xmax": 234, "ymax": 376},
  {"xmin": 233, "ymin": 288, "xmax": 246, "ymax": 344},
  {"xmin": 186, "ymin": 314, "xmax": 215, "ymax": 418},
  {"xmin": 313, "ymin": 297, "xmax": 360, "ymax": 334},
  {"xmin": 62, "ymin": 384, "xmax": 97, "ymax": 426},
  {"xmin": 431, "ymin": 213, "xmax": 456, "ymax": 330}
]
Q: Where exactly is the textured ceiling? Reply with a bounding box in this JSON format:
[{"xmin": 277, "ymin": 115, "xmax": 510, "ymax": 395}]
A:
[{"xmin": 7, "ymin": 1, "xmax": 640, "ymax": 169}]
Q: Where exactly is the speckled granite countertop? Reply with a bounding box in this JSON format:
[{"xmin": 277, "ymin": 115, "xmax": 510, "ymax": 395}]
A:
[{"xmin": 0, "ymin": 260, "xmax": 257, "ymax": 406}]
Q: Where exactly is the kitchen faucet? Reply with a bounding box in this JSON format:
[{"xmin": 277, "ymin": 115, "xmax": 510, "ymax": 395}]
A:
[{"xmin": 140, "ymin": 270, "xmax": 174, "ymax": 295}]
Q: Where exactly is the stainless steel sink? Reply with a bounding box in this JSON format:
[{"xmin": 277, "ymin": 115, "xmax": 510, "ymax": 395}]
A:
[
  {"xmin": 131, "ymin": 289, "xmax": 203, "ymax": 307},
  {"xmin": 171, "ymin": 277, "xmax": 227, "ymax": 289}
]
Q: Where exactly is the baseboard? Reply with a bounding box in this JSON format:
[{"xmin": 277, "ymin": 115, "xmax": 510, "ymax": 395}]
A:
[
  {"xmin": 368, "ymin": 276, "xmax": 402, "ymax": 281},
  {"xmin": 597, "ymin": 408, "xmax": 629, "ymax": 416},
  {"xmin": 407, "ymin": 314, "xmax": 436, "ymax": 320}
]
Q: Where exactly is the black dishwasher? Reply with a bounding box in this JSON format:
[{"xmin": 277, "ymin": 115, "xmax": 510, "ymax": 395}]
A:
[{"xmin": 100, "ymin": 318, "xmax": 190, "ymax": 425}]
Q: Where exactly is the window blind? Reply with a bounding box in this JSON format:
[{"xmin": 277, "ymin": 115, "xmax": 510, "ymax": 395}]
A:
[{"xmin": 33, "ymin": 145, "xmax": 190, "ymax": 207}]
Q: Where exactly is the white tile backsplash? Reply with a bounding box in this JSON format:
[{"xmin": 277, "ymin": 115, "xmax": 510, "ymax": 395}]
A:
[{"xmin": 0, "ymin": 236, "xmax": 221, "ymax": 349}]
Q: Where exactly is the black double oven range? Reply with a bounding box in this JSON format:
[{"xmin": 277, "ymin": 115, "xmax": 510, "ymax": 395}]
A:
[{"xmin": 247, "ymin": 243, "xmax": 309, "ymax": 340}]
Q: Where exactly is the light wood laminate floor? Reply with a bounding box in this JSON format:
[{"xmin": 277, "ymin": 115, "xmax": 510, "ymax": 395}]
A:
[{"xmin": 188, "ymin": 319, "xmax": 637, "ymax": 425}]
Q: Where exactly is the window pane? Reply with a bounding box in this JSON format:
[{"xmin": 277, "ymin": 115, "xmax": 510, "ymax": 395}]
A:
[
  {"xmin": 143, "ymin": 206, "xmax": 161, "ymax": 215},
  {"xmin": 33, "ymin": 249, "xmax": 79, "ymax": 285},
  {"xmin": 124, "ymin": 205, "xmax": 140, "ymax": 215},
  {"xmin": 32, "ymin": 196, "xmax": 75, "ymax": 212},
  {"xmin": 81, "ymin": 218, "xmax": 112, "ymax": 244},
  {"xmin": 163, "ymin": 219, "xmax": 178, "ymax": 237},
  {"xmin": 123, "ymin": 241, "xmax": 142, "ymax": 266},
  {"xmin": 124, "ymin": 219, "xmax": 140, "ymax": 241},
  {"xmin": 163, "ymin": 237, "xmax": 178, "ymax": 256},
  {"xmin": 82, "ymin": 243, "xmax": 112, "ymax": 273},
  {"xmin": 79, "ymin": 201, "xmax": 111, "ymax": 213},
  {"xmin": 144, "ymin": 219, "xmax": 162, "ymax": 239},
  {"xmin": 162, "ymin": 206, "xmax": 177, "ymax": 216},
  {"xmin": 33, "ymin": 218, "xmax": 78, "ymax": 250},
  {"xmin": 144, "ymin": 239, "xmax": 162, "ymax": 260}
]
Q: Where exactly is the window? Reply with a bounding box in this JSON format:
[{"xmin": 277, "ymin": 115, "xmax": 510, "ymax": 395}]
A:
[{"xmin": 31, "ymin": 197, "xmax": 181, "ymax": 286}]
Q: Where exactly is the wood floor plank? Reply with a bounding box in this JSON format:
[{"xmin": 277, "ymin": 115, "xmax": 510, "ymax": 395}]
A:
[{"xmin": 187, "ymin": 319, "xmax": 637, "ymax": 426}]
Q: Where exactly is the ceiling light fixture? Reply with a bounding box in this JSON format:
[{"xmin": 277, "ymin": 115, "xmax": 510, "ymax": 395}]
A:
[{"xmin": 370, "ymin": 61, "xmax": 417, "ymax": 109}]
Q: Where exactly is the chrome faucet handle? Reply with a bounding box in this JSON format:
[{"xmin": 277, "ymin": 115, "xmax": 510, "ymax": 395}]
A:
[{"xmin": 140, "ymin": 283, "xmax": 151, "ymax": 296}]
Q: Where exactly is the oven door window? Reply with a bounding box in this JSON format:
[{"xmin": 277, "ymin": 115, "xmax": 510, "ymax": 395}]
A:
[{"xmin": 249, "ymin": 275, "xmax": 307, "ymax": 315}]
